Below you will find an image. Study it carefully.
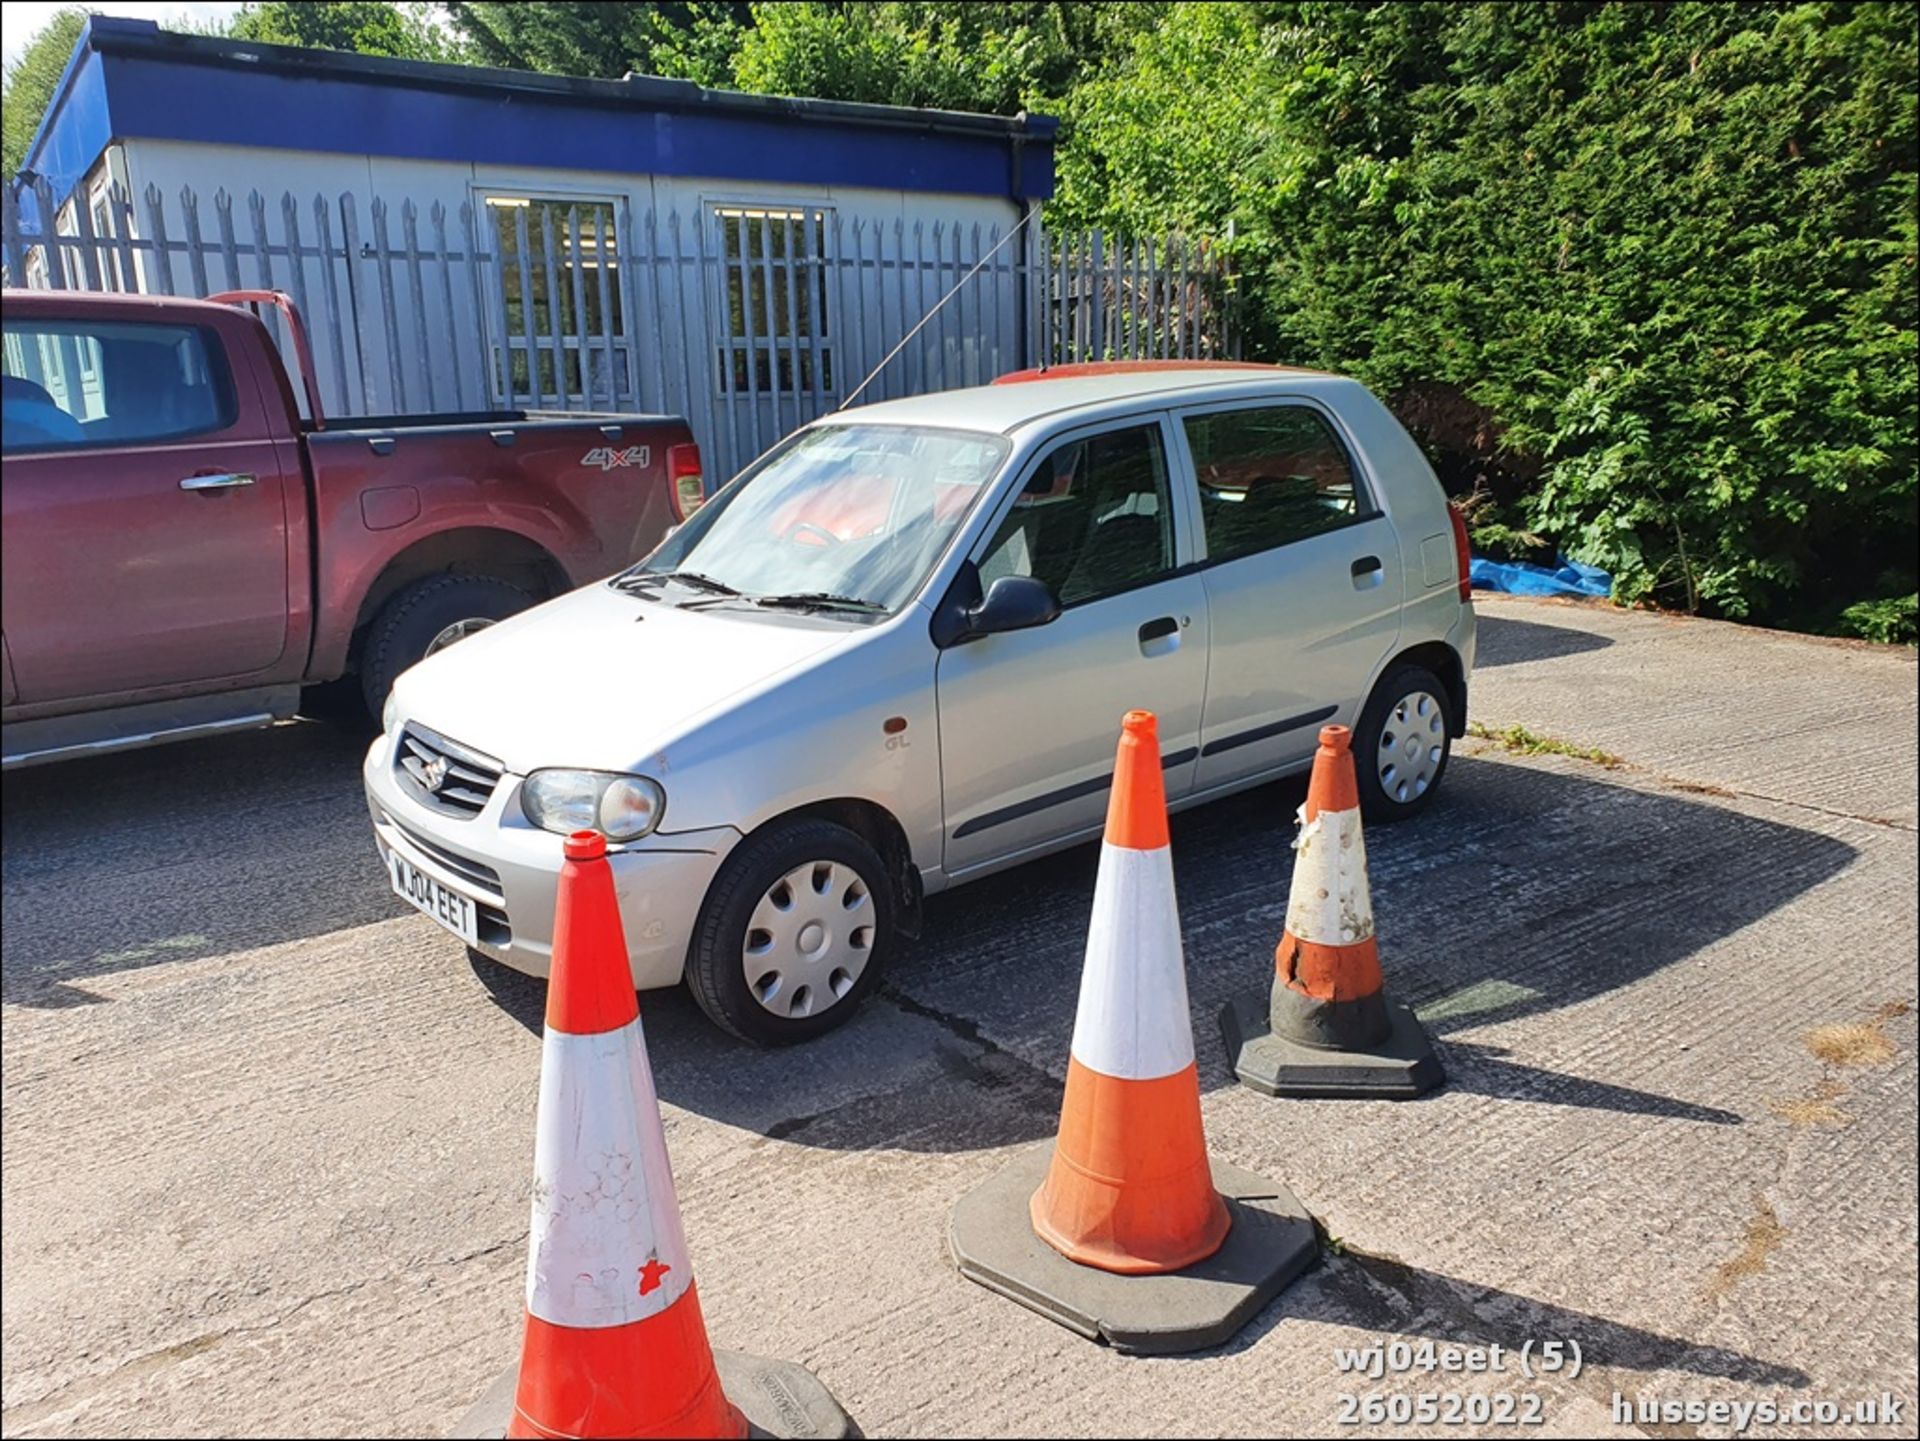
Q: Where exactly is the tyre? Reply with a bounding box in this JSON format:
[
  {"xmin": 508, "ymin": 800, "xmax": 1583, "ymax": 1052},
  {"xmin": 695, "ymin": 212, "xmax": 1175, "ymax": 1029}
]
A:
[
  {"xmin": 358, "ymin": 575, "xmax": 534, "ymax": 716},
  {"xmin": 685, "ymin": 819, "xmax": 896, "ymax": 1045},
  {"xmin": 1352, "ymin": 662, "xmax": 1453, "ymax": 823}
]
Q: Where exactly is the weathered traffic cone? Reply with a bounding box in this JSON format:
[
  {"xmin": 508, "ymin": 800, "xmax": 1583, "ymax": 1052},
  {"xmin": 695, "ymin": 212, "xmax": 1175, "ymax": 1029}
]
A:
[
  {"xmin": 951, "ymin": 711, "xmax": 1317, "ymax": 1354},
  {"xmin": 1220, "ymin": 725, "xmax": 1444, "ymax": 1099},
  {"xmin": 456, "ymin": 831, "xmax": 853, "ymax": 1440}
]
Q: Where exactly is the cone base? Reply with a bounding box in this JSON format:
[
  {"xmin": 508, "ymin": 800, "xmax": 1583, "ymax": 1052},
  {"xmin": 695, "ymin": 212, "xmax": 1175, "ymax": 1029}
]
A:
[
  {"xmin": 950, "ymin": 1141, "xmax": 1317, "ymax": 1356},
  {"xmin": 455, "ymin": 1351, "xmax": 858, "ymax": 1440},
  {"xmin": 1220, "ymin": 989, "xmax": 1444, "ymax": 1099}
]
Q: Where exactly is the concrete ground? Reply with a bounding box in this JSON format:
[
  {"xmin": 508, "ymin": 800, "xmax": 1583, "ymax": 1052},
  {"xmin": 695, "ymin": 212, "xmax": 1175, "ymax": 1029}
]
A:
[{"xmin": 3, "ymin": 593, "xmax": 1915, "ymax": 1439}]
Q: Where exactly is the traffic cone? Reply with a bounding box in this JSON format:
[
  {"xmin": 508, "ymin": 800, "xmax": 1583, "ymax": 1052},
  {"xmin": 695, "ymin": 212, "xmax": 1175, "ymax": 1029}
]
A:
[
  {"xmin": 1220, "ymin": 725, "xmax": 1444, "ymax": 1099},
  {"xmin": 456, "ymin": 831, "xmax": 853, "ymax": 1441},
  {"xmin": 1029, "ymin": 708, "xmax": 1229, "ymax": 1273},
  {"xmin": 951, "ymin": 711, "xmax": 1317, "ymax": 1354}
]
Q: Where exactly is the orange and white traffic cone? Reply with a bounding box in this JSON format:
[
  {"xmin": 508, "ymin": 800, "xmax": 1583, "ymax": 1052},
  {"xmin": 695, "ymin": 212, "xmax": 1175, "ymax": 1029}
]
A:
[
  {"xmin": 458, "ymin": 831, "xmax": 852, "ymax": 1440},
  {"xmin": 1220, "ymin": 724, "xmax": 1443, "ymax": 1099},
  {"xmin": 1029, "ymin": 709, "xmax": 1229, "ymax": 1274},
  {"xmin": 952, "ymin": 711, "xmax": 1316, "ymax": 1354}
]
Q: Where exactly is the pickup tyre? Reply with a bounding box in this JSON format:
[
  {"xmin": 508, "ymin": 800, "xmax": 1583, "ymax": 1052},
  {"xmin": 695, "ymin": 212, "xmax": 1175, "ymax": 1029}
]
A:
[{"xmin": 359, "ymin": 575, "xmax": 534, "ymax": 715}]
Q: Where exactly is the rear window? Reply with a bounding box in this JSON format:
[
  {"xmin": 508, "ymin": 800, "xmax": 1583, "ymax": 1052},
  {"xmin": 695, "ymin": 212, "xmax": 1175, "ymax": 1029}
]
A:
[{"xmin": 2, "ymin": 319, "xmax": 237, "ymax": 455}]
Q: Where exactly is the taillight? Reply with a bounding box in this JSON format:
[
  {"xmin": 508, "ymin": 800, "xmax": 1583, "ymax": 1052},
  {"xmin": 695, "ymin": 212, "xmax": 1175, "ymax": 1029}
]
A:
[
  {"xmin": 1448, "ymin": 502, "xmax": 1473, "ymax": 603},
  {"xmin": 667, "ymin": 443, "xmax": 705, "ymax": 521}
]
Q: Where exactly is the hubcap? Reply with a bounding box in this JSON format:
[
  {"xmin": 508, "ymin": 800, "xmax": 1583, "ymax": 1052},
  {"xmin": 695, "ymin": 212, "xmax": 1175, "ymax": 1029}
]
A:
[
  {"xmin": 425, "ymin": 617, "xmax": 494, "ymax": 656},
  {"xmin": 743, "ymin": 861, "xmax": 874, "ymax": 1019},
  {"xmin": 1377, "ymin": 689, "xmax": 1447, "ymax": 804}
]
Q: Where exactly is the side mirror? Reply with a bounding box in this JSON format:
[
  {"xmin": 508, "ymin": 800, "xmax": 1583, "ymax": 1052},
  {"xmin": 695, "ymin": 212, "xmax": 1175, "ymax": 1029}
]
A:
[{"xmin": 965, "ymin": 574, "xmax": 1060, "ymax": 637}]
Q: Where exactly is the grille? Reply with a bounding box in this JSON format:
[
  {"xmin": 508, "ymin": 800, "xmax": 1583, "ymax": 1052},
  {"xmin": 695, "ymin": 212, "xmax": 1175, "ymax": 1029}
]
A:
[
  {"xmin": 395, "ymin": 723, "xmax": 503, "ymax": 818},
  {"xmin": 389, "ymin": 817, "xmax": 503, "ymax": 896}
]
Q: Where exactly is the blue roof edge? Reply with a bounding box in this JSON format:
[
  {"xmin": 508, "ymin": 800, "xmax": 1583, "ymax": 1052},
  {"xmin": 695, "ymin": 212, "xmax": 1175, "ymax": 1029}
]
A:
[{"xmin": 15, "ymin": 13, "xmax": 118, "ymax": 192}]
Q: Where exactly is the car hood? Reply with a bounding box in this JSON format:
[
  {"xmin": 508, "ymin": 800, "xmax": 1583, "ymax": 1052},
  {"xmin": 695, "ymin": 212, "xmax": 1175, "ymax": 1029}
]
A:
[{"xmin": 390, "ymin": 583, "xmax": 861, "ymax": 775}]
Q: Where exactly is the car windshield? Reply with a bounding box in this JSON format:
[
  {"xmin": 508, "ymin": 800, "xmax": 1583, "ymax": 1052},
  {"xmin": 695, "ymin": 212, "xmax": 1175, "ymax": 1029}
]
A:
[{"xmin": 624, "ymin": 423, "xmax": 1011, "ymax": 614}]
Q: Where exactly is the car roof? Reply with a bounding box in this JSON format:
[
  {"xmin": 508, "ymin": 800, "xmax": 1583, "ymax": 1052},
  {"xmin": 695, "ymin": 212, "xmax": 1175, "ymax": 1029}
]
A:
[{"xmin": 823, "ymin": 362, "xmax": 1356, "ymax": 438}]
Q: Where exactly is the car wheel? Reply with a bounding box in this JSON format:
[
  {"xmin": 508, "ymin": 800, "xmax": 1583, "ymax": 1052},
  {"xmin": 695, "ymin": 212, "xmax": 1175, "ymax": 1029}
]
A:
[
  {"xmin": 1353, "ymin": 662, "xmax": 1452, "ymax": 823},
  {"xmin": 359, "ymin": 575, "xmax": 534, "ymax": 717},
  {"xmin": 685, "ymin": 819, "xmax": 895, "ymax": 1045}
]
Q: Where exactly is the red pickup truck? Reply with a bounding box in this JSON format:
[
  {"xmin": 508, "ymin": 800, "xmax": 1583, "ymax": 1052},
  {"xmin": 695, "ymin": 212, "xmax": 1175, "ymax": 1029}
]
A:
[{"xmin": 1, "ymin": 288, "xmax": 702, "ymax": 768}]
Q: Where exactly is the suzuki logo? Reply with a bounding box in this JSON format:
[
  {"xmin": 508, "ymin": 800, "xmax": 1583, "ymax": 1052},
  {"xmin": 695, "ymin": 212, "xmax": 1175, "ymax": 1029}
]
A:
[{"xmin": 421, "ymin": 755, "xmax": 451, "ymax": 793}]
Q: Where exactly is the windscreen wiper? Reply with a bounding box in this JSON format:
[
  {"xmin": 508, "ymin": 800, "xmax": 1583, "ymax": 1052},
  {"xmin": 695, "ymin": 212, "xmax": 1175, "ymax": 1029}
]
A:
[
  {"xmin": 611, "ymin": 569, "xmax": 742, "ymax": 598},
  {"xmin": 751, "ymin": 592, "xmax": 889, "ymax": 614}
]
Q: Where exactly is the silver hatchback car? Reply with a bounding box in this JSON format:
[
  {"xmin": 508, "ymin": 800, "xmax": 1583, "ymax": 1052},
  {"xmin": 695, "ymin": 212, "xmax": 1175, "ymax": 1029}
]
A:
[{"xmin": 365, "ymin": 363, "xmax": 1475, "ymax": 1043}]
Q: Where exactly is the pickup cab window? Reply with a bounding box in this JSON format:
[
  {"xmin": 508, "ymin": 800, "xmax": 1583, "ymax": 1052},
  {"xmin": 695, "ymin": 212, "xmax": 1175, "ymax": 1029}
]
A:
[
  {"xmin": 1, "ymin": 320, "xmax": 236, "ymax": 454},
  {"xmin": 1184, "ymin": 404, "xmax": 1370, "ymax": 562}
]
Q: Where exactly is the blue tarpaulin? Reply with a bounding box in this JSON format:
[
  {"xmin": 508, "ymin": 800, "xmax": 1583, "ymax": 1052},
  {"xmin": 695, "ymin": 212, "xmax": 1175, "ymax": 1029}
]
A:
[{"xmin": 1469, "ymin": 555, "xmax": 1613, "ymax": 599}]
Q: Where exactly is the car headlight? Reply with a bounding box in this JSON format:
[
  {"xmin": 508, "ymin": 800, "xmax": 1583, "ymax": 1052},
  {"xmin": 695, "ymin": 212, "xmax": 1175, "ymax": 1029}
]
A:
[
  {"xmin": 382, "ymin": 692, "xmax": 400, "ymax": 736},
  {"xmin": 521, "ymin": 769, "xmax": 666, "ymax": 842}
]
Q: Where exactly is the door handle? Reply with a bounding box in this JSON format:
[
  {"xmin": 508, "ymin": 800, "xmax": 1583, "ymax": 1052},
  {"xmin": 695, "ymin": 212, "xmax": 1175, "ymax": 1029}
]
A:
[
  {"xmin": 179, "ymin": 472, "xmax": 255, "ymax": 492},
  {"xmin": 1351, "ymin": 555, "xmax": 1382, "ymax": 577},
  {"xmin": 1138, "ymin": 616, "xmax": 1179, "ymax": 644}
]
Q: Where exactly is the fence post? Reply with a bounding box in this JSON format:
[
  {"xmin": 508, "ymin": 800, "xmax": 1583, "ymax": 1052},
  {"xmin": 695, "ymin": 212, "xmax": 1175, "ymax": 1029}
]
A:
[
  {"xmin": 140, "ymin": 185, "xmax": 175, "ymax": 295},
  {"xmin": 510, "ymin": 203, "xmax": 540, "ymax": 408},
  {"xmin": 804, "ymin": 210, "xmax": 830, "ymax": 411},
  {"xmin": 537, "ymin": 205, "xmax": 567, "ymax": 410},
  {"xmin": 337, "ymin": 193, "xmax": 378, "ymax": 415},
  {"xmin": 589, "ymin": 206, "xmax": 617, "ymax": 409},
  {"xmin": 429, "ymin": 201, "xmax": 466, "ymax": 411},
  {"xmin": 369, "ymin": 198, "xmax": 407, "ymax": 412},
  {"xmin": 399, "ymin": 200, "xmax": 436, "ymax": 411},
  {"xmin": 467, "ymin": 199, "xmax": 512, "ymax": 410},
  {"xmin": 621, "ymin": 203, "xmax": 651, "ymax": 413},
  {"xmin": 108, "ymin": 183, "xmax": 138, "ymax": 292},
  {"xmin": 313, "ymin": 193, "xmax": 354, "ymax": 418},
  {"xmin": 180, "ymin": 187, "xmax": 210, "ymax": 297},
  {"xmin": 563, "ymin": 204, "xmax": 594, "ymax": 408},
  {"xmin": 70, "ymin": 186, "xmax": 106, "ymax": 289},
  {"xmin": 633, "ymin": 204, "xmax": 664, "ymax": 416}
]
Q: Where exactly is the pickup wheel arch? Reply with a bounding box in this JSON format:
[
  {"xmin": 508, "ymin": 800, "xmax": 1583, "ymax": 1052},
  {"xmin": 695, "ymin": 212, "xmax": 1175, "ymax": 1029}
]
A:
[
  {"xmin": 346, "ymin": 528, "xmax": 570, "ymax": 675},
  {"xmin": 357, "ymin": 573, "xmax": 536, "ymax": 715}
]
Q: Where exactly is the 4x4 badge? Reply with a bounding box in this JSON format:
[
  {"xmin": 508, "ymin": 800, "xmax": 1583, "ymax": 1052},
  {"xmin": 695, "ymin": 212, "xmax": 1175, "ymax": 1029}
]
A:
[{"xmin": 582, "ymin": 445, "xmax": 650, "ymax": 470}]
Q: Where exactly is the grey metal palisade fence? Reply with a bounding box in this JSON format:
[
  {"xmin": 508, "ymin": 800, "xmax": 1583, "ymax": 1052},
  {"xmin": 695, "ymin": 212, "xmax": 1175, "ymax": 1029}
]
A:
[{"xmin": 2, "ymin": 178, "xmax": 1238, "ymax": 483}]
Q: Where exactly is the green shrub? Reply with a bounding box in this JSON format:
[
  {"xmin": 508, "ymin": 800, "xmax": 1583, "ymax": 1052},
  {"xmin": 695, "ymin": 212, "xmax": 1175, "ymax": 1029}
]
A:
[
  {"xmin": 1058, "ymin": 1, "xmax": 1919, "ymax": 634},
  {"xmin": 1838, "ymin": 593, "xmax": 1919, "ymax": 644}
]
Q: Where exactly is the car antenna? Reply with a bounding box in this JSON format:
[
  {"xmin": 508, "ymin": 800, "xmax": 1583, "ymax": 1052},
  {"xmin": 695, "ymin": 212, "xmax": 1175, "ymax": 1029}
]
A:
[{"xmin": 837, "ymin": 207, "xmax": 1039, "ymax": 412}]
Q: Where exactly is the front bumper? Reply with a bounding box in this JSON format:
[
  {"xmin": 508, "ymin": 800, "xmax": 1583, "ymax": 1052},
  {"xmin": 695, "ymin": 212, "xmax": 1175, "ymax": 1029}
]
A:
[{"xmin": 362, "ymin": 729, "xmax": 738, "ymax": 989}]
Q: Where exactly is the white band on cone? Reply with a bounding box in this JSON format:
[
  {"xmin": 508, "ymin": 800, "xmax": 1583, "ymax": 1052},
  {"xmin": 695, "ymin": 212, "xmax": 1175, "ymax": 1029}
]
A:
[
  {"xmin": 1068, "ymin": 841, "xmax": 1196, "ymax": 1081},
  {"xmin": 525, "ymin": 1021, "xmax": 693, "ymax": 1328},
  {"xmin": 1284, "ymin": 803, "xmax": 1374, "ymax": 946}
]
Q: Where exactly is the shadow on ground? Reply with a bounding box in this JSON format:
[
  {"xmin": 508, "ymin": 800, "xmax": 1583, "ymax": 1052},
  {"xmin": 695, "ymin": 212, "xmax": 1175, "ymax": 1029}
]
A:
[
  {"xmin": 6, "ymin": 722, "xmax": 1854, "ymax": 1155},
  {"xmin": 0, "ymin": 719, "xmax": 392, "ymax": 1007},
  {"xmin": 1475, "ymin": 614, "xmax": 1615, "ymax": 669},
  {"xmin": 597, "ymin": 755, "xmax": 1850, "ymax": 1152},
  {"xmin": 1203, "ymin": 1245, "xmax": 1810, "ymax": 1387}
]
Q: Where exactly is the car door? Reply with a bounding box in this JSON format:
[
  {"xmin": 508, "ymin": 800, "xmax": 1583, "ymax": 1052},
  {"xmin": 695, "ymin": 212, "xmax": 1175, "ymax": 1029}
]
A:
[
  {"xmin": 1175, "ymin": 397, "xmax": 1404, "ymax": 792},
  {"xmin": 0, "ymin": 309, "xmax": 296, "ymax": 705},
  {"xmin": 935, "ymin": 414, "xmax": 1210, "ymax": 876}
]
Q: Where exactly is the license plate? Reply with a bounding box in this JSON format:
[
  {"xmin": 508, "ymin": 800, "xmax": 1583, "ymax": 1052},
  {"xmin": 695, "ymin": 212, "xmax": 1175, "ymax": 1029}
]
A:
[{"xmin": 388, "ymin": 849, "xmax": 480, "ymax": 946}]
